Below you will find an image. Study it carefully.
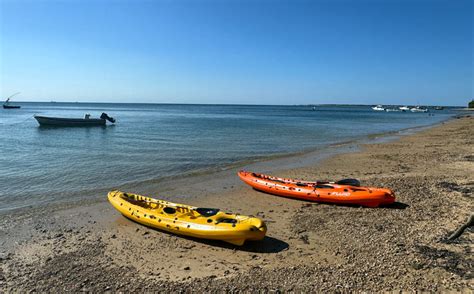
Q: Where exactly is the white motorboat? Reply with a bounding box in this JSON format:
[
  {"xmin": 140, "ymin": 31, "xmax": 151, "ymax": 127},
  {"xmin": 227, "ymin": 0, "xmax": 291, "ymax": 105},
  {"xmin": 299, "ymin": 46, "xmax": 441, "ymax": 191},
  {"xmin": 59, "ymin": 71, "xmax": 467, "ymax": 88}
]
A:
[
  {"xmin": 399, "ymin": 106, "xmax": 410, "ymax": 111},
  {"xmin": 371, "ymin": 105, "xmax": 385, "ymax": 111},
  {"xmin": 410, "ymin": 106, "xmax": 429, "ymax": 113},
  {"xmin": 34, "ymin": 113, "xmax": 116, "ymax": 127}
]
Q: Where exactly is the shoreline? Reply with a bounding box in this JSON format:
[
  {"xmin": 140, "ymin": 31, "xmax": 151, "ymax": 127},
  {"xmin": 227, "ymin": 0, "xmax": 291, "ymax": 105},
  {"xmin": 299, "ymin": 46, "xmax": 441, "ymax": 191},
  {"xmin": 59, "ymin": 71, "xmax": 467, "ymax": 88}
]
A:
[
  {"xmin": 0, "ymin": 112, "xmax": 459, "ymax": 215},
  {"xmin": 1, "ymin": 115, "xmax": 472, "ymax": 291}
]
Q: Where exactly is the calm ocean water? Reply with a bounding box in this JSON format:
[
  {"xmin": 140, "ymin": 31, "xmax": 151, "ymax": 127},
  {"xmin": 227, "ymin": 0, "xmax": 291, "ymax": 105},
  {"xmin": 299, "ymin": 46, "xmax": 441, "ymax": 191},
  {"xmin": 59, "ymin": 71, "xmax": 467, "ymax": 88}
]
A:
[{"xmin": 0, "ymin": 103, "xmax": 456, "ymax": 212}]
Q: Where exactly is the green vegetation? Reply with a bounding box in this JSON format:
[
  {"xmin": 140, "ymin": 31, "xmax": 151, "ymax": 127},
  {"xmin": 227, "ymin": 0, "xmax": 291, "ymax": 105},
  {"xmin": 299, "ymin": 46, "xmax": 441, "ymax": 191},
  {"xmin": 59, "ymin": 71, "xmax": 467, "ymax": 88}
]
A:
[{"xmin": 469, "ymin": 100, "xmax": 474, "ymax": 108}]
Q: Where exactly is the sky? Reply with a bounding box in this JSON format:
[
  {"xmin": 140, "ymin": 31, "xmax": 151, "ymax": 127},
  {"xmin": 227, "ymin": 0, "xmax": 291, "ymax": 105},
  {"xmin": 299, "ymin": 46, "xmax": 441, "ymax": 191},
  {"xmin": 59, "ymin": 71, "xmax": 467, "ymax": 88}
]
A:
[{"xmin": 0, "ymin": 0, "xmax": 472, "ymax": 105}]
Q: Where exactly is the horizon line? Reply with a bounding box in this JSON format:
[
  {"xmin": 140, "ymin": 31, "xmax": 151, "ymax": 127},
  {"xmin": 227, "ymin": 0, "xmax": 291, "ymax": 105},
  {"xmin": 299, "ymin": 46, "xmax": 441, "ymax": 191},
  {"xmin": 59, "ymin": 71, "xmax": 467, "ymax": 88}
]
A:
[{"xmin": 4, "ymin": 100, "xmax": 468, "ymax": 107}]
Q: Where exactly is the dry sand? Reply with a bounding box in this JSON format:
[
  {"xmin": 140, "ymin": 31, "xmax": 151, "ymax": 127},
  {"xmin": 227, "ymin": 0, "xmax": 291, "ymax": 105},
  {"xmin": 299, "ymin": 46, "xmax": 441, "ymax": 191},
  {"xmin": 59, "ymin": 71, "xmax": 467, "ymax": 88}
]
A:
[{"xmin": 0, "ymin": 116, "xmax": 472, "ymax": 292}]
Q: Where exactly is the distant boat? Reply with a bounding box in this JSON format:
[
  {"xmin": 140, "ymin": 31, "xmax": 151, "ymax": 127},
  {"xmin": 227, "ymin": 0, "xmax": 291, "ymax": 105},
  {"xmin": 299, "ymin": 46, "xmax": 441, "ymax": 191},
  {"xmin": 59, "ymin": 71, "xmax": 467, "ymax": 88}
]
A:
[
  {"xmin": 3, "ymin": 92, "xmax": 21, "ymax": 109},
  {"xmin": 385, "ymin": 108, "xmax": 401, "ymax": 112},
  {"xmin": 371, "ymin": 105, "xmax": 385, "ymax": 111},
  {"xmin": 435, "ymin": 106, "xmax": 444, "ymax": 110},
  {"xmin": 410, "ymin": 106, "xmax": 429, "ymax": 113},
  {"xmin": 399, "ymin": 106, "xmax": 410, "ymax": 112},
  {"xmin": 3, "ymin": 104, "xmax": 21, "ymax": 109},
  {"xmin": 34, "ymin": 113, "xmax": 116, "ymax": 127}
]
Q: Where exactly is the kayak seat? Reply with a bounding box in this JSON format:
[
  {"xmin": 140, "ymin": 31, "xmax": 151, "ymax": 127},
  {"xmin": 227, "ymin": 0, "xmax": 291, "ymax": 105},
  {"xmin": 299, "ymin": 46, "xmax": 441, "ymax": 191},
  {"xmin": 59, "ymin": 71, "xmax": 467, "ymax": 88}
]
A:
[
  {"xmin": 196, "ymin": 208, "xmax": 220, "ymax": 217},
  {"xmin": 163, "ymin": 207, "xmax": 176, "ymax": 214}
]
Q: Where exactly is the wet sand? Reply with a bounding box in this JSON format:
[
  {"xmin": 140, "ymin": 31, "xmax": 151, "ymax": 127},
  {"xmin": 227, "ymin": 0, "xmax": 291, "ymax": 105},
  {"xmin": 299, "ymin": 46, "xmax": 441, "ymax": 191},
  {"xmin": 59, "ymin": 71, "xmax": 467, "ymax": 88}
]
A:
[{"xmin": 1, "ymin": 116, "xmax": 472, "ymax": 291}]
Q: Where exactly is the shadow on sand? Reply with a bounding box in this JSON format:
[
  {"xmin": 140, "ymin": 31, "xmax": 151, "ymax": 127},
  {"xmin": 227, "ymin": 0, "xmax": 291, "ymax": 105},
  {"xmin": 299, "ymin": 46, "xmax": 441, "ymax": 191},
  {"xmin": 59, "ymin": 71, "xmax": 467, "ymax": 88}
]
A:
[
  {"xmin": 200, "ymin": 235, "xmax": 289, "ymax": 253},
  {"xmin": 382, "ymin": 201, "xmax": 410, "ymax": 209}
]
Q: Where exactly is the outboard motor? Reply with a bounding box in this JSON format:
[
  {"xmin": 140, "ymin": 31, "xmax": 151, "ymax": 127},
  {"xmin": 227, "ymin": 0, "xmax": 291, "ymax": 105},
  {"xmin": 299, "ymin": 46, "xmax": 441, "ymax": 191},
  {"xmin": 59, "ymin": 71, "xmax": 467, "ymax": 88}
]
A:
[{"xmin": 100, "ymin": 112, "xmax": 116, "ymax": 123}]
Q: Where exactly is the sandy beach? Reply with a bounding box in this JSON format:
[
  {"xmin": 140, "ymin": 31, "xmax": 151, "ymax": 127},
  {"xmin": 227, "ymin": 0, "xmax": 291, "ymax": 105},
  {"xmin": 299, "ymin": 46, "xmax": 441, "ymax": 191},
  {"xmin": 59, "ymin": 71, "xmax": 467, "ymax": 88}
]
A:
[{"xmin": 1, "ymin": 115, "xmax": 472, "ymax": 292}]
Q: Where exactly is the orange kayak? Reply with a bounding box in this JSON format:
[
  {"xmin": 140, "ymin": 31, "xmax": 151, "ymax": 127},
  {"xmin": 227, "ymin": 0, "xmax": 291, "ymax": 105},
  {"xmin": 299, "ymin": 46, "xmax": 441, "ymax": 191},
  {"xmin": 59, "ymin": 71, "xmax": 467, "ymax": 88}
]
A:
[{"xmin": 238, "ymin": 171, "xmax": 395, "ymax": 207}]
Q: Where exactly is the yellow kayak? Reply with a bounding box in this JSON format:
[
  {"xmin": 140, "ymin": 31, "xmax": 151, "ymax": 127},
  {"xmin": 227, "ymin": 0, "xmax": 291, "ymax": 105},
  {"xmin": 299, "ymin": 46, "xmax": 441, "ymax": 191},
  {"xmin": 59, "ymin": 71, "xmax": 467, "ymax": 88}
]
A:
[{"xmin": 108, "ymin": 190, "xmax": 267, "ymax": 246}]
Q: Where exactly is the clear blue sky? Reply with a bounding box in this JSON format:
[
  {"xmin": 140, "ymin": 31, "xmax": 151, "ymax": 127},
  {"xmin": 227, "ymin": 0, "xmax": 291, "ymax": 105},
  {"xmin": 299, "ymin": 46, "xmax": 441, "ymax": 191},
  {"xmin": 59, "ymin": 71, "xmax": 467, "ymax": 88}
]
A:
[{"xmin": 0, "ymin": 0, "xmax": 472, "ymax": 105}]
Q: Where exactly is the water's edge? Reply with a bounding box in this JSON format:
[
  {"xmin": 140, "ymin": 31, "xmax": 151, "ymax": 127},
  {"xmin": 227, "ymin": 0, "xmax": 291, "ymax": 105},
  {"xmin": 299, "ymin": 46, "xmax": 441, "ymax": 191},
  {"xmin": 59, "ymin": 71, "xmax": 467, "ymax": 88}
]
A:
[{"xmin": 0, "ymin": 114, "xmax": 459, "ymax": 216}]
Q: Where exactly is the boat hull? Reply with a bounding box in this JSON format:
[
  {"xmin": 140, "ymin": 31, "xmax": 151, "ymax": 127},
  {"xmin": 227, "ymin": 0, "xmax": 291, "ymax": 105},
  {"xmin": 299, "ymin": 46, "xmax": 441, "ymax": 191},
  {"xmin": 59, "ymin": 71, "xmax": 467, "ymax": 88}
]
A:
[
  {"xmin": 410, "ymin": 109, "xmax": 428, "ymax": 113},
  {"xmin": 108, "ymin": 191, "xmax": 266, "ymax": 246},
  {"xmin": 3, "ymin": 104, "xmax": 21, "ymax": 109},
  {"xmin": 34, "ymin": 115, "xmax": 106, "ymax": 127},
  {"xmin": 238, "ymin": 171, "xmax": 395, "ymax": 208}
]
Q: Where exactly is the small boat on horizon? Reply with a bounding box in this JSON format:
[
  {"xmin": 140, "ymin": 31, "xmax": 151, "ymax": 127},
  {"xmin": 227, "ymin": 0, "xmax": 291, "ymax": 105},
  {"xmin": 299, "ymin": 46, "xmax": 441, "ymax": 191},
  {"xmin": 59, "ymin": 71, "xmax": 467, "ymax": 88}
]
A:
[
  {"xmin": 34, "ymin": 112, "xmax": 116, "ymax": 127},
  {"xmin": 399, "ymin": 106, "xmax": 410, "ymax": 112},
  {"xmin": 371, "ymin": 105, "xmax": 385, "ymax": 111},
  {"xmin": 410, "ymin": 106, "xmax": 429, "ymax": 113},
  {"xmin": 3, "ymin": 92, "xmax": 21, "ymax": 109}
]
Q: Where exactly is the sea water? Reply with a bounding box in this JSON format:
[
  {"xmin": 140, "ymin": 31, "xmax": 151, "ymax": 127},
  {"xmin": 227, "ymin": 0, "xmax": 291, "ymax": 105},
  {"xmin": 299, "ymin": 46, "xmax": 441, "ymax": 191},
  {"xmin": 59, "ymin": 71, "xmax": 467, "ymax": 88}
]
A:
[{"xmin": 0, "ymin": 103, "xmax": 457, "ymax": 212}]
